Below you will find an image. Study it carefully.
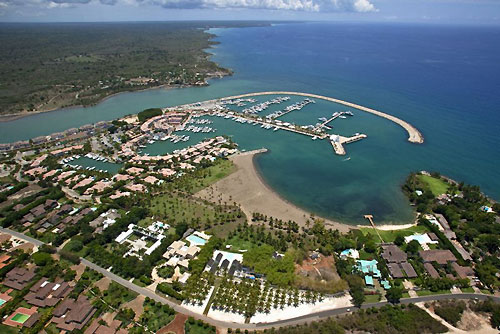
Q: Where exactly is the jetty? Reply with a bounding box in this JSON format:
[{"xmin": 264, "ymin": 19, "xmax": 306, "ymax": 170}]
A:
[
  {"xmin": 316, "ymin": 111, "xmax": 345, "ymax": 131},
  {"xmin": 330, "ymin": 134, "xmax": 367, "ymax": 155},
  {"xmin": 220, "ymin": 91, "xmax": 424, "ymax": 144},
  {"xmin": 364, "ymin": 214, "xmax": 384, "ymax": 243}
]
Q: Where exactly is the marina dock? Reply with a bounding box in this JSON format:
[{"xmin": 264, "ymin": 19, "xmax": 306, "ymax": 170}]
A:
[
  {"xmin": 330, "ymin": 133, "xmax": 367, "ymax": 155},
  {"xmin": 316, "ymin": 111, "xmax": 346, "ymax": 131},
  {"xmin": 220, "ymin": 91, "xmax": 424, "ymax": 144}
]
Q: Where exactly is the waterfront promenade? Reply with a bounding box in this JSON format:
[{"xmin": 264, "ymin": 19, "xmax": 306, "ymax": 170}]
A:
[{"xmin": 220, "ymin": 91, "xmax": 424, "ymax": 144}]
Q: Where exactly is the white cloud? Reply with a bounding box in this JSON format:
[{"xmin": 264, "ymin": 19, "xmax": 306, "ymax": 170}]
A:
[
  {"xmin": 353, "ymin": 0, "xmax": 376, "ymax": 12},
  {"xmin": 143, "ymin": 0, "xmax": 376, "ymax": 11},
  {"xmin": 1, "ymin": 0, "xmax": 377, "ymax": 12}
]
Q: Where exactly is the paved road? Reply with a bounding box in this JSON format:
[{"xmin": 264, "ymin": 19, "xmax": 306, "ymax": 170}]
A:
[
  {"xmin": 1, "ymin": 228, "xmax": 499, "ymax": 330},
  {"xmin": 0, "ymin": 227, "xmax": 43, "ymax": 246}
]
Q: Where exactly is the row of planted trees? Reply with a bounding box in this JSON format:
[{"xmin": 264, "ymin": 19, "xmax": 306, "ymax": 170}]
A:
[{"xmin": 210, "ymin": 275, "xmax": 324, "ymax": 318}]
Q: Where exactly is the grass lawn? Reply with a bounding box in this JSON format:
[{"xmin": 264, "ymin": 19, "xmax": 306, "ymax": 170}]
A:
[
  {"xmin": 0, "ymin": 324, "xmax": 19, "ymax": 334},
  {"xmin": 461, "ymin": 287, "xmax": 475, "ymax": 293},
  {"xmin": 189, "ymin": 159, "xmax": 236, "ymax": 193},
  {"xmin": 417, "ymin": 175, "xmax": 449, "ymax": 196},
  {"xmin": 223, "ymin": 235, "xmax": 258, "ymax": 252},
  {"xmin": 402, "ymin": 292, "xmax": 410, "ymax": 298},
  {"xmin": 364, "ymin": 294, "xmax": 381, "ymax": 303},
  {"xmin": 361, "ymin": 225, "xmax": 429, "ymax": 243},
  {"xmin": 149, "ymin": 192, "xmax": 244, "ymax": 230},
  {"xmin": 150, "ymin": 193, "xmax": 219, "ymax": 225},
  {"xmin": 416, "ymin": 289, "xmax": 451, "ymax": 296},
  {"xmin": 172, "ymin": 158, "xmax": 236, "ymax": 194},
  {"xmin": 206, "ymin": 220, "xmax": 240, "ymax": 239},
  {"xmin": 358, "ymin": 249, "xmax": 376, "ymax": 260}
]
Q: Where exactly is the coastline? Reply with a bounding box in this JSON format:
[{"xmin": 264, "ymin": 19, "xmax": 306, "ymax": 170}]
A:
[
  {"xmin": 196, "ymin": 149, "xmax": 421, "ymax": 232},
  {"xmin": 250, "ymin": 150, "xmax": 353, "ymax": 232},
  {"xmin": 0, "ymin": 26, "xmax": 232, "ymax": 124},
  {"xmin": 196, "ymin": 149, "xmax": 352, "ymax": 233},
  {"xmin": 0, "ymin": 81, "xmax": 220, "ymax": 123}
]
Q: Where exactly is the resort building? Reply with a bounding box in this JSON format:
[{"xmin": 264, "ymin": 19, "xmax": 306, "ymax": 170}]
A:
[
  {"xmin": 85, "ymin": 317, "xmax": 127, "ymax": 334},
  {"xmin": 0, "ymin": 288, "xmax": 13, "ymax": 309},
  {"xmin": 24, "ymin": 277, "xmax": 73, "ymax": 307},
  {"xmin": 3, "ymin": 306, "xmax": 38, "ymax": 328},
  {"xmin": 356, "ymin": 260, "xmax": 383, "ymax": 287},
  {"xmin": 381, "ymin": 244, "xmax": 417, "ymax": 279},
  {"xmin": 162, "ymin": 231, "xmax": 211, "ymax": 269},
  {"xmin": 51, "ymin": 295, "xmax": 96, "ymax": 331},
  {"xmin": 419, "ymin": 249, "xmax": 457, "ymax": 265},
  {"xmin": 3, "ymin": 267, "xmax": 36, "ymax": 290},
  {"xmin": 205, "ymin": 250, "xmax": 244, "ymax": 277},
  {"xmin": 116, "ymin": 223, "xmax": 166, "ymax": 259}
]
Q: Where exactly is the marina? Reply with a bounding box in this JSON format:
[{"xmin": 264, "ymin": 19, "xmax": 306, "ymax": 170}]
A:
[
  {"xmin": 219, "ymin": 91, "xmax": 424, "ymax": 144},
  {"xmin": 63, "ymin": 155, "xmax": 123, "ymax": 174}
]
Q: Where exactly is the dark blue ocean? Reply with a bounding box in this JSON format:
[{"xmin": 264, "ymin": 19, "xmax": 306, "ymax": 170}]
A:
[{"xmin": 1, "ymin": 22, "xmax": 499, "ymax": 224}]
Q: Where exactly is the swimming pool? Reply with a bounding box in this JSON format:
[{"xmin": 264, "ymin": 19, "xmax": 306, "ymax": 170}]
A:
[
  {"xmin": 11, "ymin": 313, "xmax": 30, "ymax": 323},
  {"xmin": 186, "ymin": 234, "xmax": 207, "ymax": 246},
  {"xmin": 0, "ymin": 298, "xmax": 5, "ymax": 306}
]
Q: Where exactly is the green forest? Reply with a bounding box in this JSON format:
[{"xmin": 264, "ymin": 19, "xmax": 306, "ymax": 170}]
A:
[{"xmin": 0, "ymin": 21, "xmax": 267, "ymax": 114}]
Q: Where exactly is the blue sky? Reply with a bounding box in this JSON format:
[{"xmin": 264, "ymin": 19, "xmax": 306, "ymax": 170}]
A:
[{"xmin": 0, "ymin": 0, "xmax": 499, "ymax": 24}]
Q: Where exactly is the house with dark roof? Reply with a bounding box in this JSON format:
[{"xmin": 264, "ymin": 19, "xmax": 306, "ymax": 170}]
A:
[
  {"xmin": 400, "ymin": 262, "xmax": 418, "ymax": 278},
  {"xmin": 381, "ymin": 244, "xmax": 407, "ymax": 263},
  {"xmin": 3, "ymin": 267, "xmax": 36, "ymax": 290},
  {"xmin": 44, "ymin": 199, "xmax": 58, "ymax": 210},
  {"xmin": 424, "ymin": 263, "xmax": 440, "ymax": 278},
  {"xmin": 387, "ymin": 263, "xmax": 404, "ymax": 278},
  {"xmin": 451, "ymin": 262, "xmax": 475, "ymax": 279},
  {"xmin": 51, "ymin": 295, "xmax": 96, "ymax": 331},
  {"xmin": 29, "ymin": 205, "xmax": 46, "ymax": 218},
  {"xmin": 24, "ymin": 277, "xmax": 73, "ymax": 307},
  {"xmin": 381, "ymin": 244, "xmax": 418, "ymax": 279},
  {"xmin": 434, "ymin": 214, "xmax": 451, "ymax": 230},
  {"xmin": 419, "ymin": 250, "xmax": 457, "ymax": 265}
]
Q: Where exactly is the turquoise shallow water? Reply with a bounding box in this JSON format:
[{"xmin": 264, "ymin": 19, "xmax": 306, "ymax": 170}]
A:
[{"xmin": 1, "ymin": 22, "xmax": 499, "ymax": 225}]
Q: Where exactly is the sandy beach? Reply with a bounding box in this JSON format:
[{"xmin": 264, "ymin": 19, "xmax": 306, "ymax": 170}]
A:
[
  {"xmin": 196, "ymin": 150, "xmax": 419, "ymax": 233},
  {"xmin": 195, "ymin": 149, "xmax": 353, "ymax": 233}
]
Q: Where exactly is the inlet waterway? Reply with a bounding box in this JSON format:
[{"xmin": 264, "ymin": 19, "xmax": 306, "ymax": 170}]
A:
[{"xmin": 1, "ymin": 22, "xmax": 500, "ymax": 225}]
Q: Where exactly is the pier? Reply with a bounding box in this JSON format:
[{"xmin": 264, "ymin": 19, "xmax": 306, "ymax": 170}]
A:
[
  {"xmin": 316, "ymin": 111, "xmax": 344, "ymax": 131},
  {"xmin": 330, "ymin": 133, "xmax": 367, "ymax": 155},
  {"xmin": 220, "ymin": 91, "xmax": 424, "ymax": 144},
  {"xmin": 364, "ymin": 214, "xmax": 385, "ymax": 243}
]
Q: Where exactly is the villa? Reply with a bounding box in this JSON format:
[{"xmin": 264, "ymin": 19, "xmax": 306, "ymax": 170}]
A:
[
  {"xmin": 381, "ymin": 244, "xmax": 417, "ymax": 279},
  {"xmin": 3, "ymin": 267, "xmax": 36, "ymax": 290},
  {"xmin": 340, "ymin": 248, "xmax": 359, "ymax": 260},
  {"xmin": 51, "ymin": 295, "xmax": 96, "ymax": 331},
  {"xmin": 355, "ymin": 259, "xmax": 391, "ymax": 289},
  {"xmin": 24, "ymin": 277, "xmax": 73, "ymax": 307},
  {"xmin": 404, "ymin": 233, "xmax": 438, "ymax": 250}
]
